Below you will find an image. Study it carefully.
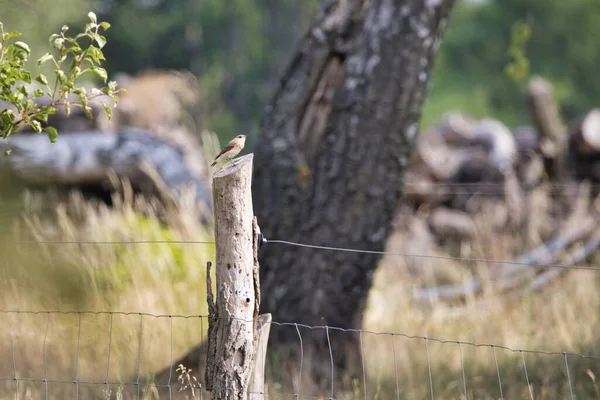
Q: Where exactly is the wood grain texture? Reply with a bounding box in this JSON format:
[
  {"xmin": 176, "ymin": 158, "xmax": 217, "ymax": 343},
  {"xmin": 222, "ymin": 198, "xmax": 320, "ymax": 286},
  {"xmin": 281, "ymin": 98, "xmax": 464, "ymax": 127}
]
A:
[{"xmin": 205, "ymin": 154, "xmax": 259, "ymax": 399}]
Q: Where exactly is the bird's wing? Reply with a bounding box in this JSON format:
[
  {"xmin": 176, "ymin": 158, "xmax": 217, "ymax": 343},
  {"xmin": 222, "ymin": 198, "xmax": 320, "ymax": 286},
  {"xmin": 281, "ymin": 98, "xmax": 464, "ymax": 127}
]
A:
[{"xmin": 213, "ymin": 143, "xmax": 235, "ymax": 161}]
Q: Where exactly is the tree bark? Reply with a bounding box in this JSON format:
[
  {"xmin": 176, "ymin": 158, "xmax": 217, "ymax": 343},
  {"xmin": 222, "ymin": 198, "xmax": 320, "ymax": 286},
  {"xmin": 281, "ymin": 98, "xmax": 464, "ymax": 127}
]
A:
[{"xmin": 252, "ymin": 0, "xmax": 455, "ymax": 391}]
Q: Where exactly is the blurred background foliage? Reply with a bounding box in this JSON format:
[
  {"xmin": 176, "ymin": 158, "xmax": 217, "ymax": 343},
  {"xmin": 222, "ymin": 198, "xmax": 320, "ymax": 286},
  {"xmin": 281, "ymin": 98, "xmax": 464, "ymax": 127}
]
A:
[{"xmin": 2, "ymin": 0, "xmax": 600, "ymax": 142}]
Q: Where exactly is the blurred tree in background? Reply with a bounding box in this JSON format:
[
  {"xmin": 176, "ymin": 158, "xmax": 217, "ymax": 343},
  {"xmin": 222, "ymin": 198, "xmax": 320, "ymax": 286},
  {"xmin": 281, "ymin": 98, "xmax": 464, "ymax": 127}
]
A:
[
  {"xmin": 0, "ymin": 0, "xmax": 92, "ymax": 70},
  {"xmin": 2, "ymin": 0, "xmax": 600, "ymax": 140},
  {"xmin": 92, "ymin": 0, "xmax": 318, "ymax": 142},
  {"xmin": 422, "ymin": 0, "xmax": 600, "ymax": 127}
]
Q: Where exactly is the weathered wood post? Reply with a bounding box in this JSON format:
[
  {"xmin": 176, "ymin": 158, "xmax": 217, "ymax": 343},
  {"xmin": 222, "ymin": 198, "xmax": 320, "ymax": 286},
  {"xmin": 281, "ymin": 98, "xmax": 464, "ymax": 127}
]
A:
[{"xmin": 204, "ymin": 154, "xmax": 270, "ymax": 399}]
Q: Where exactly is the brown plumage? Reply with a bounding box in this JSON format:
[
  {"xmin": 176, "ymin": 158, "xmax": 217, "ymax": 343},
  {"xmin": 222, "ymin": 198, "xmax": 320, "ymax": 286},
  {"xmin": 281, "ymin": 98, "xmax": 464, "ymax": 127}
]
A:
[{"xmin": 211, "ymin": 134, "xmax": 247, "ymax": 167}]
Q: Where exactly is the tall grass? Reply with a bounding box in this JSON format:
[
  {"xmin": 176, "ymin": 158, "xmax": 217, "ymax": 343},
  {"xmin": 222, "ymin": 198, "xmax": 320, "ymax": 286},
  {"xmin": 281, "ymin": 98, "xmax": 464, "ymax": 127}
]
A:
[
  {"xmin": 1, "ymin": 160, "xmax": 600, "ymax": 398},
  {"xmin": 0, "ymin": 177, "xmax": 214, "ymax": 399}
]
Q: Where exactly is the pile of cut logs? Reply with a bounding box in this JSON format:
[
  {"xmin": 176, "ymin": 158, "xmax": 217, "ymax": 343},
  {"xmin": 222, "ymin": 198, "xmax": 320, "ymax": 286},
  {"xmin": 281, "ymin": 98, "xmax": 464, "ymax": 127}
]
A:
[{"xmin": 397, "ymin": 76, "xmax": 600, "ymax": 305}]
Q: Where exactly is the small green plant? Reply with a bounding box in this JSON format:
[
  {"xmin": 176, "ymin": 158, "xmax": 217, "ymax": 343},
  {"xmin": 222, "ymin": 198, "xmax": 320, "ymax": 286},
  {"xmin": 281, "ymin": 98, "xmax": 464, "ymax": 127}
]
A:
[
  {"xmin": 0, "ymin": 11, "xmax": 122, "ymax": 147},
  {"xmin": 505, "ymin": 21, "xmax": 532, "ymax": 83}
]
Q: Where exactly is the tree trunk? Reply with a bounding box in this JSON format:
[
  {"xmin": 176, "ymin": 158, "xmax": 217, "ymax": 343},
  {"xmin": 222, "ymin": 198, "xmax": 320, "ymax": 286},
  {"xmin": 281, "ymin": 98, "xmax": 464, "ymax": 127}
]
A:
[{"xmin": 252, "ymin": 0, "xmax": 455, "ymax": 392}]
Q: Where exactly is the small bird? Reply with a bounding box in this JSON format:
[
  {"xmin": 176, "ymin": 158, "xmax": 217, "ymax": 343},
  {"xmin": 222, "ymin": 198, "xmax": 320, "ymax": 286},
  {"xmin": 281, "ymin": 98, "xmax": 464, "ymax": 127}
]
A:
[{"xmin": 211, "ymin": 134, "xmax": 247, "ymax": 167}]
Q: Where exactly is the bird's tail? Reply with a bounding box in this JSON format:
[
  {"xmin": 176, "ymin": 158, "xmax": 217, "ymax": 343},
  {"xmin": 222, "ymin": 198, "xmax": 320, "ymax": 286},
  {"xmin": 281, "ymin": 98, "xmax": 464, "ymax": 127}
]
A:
[{"xmin": 211, "ymin": 160, "xmax": 217, "ymax": 167}]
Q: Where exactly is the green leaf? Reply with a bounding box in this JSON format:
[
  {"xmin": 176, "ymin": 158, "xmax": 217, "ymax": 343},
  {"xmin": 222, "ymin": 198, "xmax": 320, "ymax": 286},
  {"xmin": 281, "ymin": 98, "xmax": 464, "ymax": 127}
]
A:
[
  {"xmin": 37, "ymin": 112, "xmax": 49, "ymax": 123},
  {"xmin": 61, "ymin": 25, "xmax": 69, "ymax": 33},
  {"xmin": 100, "ymin": 101, "xmax": 113, "ymax": 120},
  {"xmin": 37, "ymin": 53, "xmax": 54, "ymax": 66},
  {"xmin": 3, "ymin": 31, "xmax": 22, "ymax": 40},
  {"xmin": 18, "ymin": 70, "xmax": 31, "ymax": 84},
  {"xmin": 85, "ymin": 46, "xmax": 105, "ymax": 64},
  {"xmin": 83, "ymin": 106, "xmax": 93, "ymax": 119},
  {"xmin": 57, "ymin": 70, "xmax": 67, "ymax": 83},
  {"xmin": 4, "ymin": 148, "xmax": 11, "ymax": 156},
  {"xmin": 93, "ymin": 33, "xmax": 107, "ymax": 49},
  {"xmin": 25, "ymin": 99, "xmax": 35, "ymax": 111},
  {"xmin": 13, "ymin": 41, "xmax": 30, "ymax": 54},
  {"xmin": 88, "ymin": 12, "xmax": 97, "ymax": 24},
  {"xmin": 99, "ymin": 22, "xmax": 111, "ymax": 30},
  {"xmin": 90, "ymin": 66, "xmax": 108, "ymax": 83},
  {"xmin": 17, "ymin": 85, "xmax": 28, "ymax": 97},
  {"xmin": 35, "ymin": 74, "xmax": 49, "ymax": 86},
  {"xmin": 52, "ymin": 38, "xmax": 64, "ymax": 49},
  {"xmin": 30, "ymin": 120, "xmax": 42, "ymax": 133},
  {"xmin": 33, "ymin": 89, "xmax": 44, "ymax": 98},
  {"xmin": 44, "ymin": 126, "xmax": 58, "ymax": 143},
  {"xmin": 0, "ymin": 108, "xmax": 15, "ymax": 122}
]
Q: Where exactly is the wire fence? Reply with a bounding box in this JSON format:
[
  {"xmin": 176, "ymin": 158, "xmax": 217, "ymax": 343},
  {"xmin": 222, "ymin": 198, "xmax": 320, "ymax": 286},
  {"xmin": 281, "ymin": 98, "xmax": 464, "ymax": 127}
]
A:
[
  {"xmin": 1, "ymin": 217, "xmax": 599, "ymax": 398},
  {"xmin": 0, "ymin": 309, "xmax": 597, "ymax": 399},
  {"xmin": 10, "ymin": 237, "xmax": 600, "ymax": 272}
]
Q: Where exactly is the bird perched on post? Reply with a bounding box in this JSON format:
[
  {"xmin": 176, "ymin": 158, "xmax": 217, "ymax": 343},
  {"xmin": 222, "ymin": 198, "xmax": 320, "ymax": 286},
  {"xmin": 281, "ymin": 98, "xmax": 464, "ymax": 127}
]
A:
[{"xmin": 211, "ymin": 134, "xmax": 247, "ymax": 167}]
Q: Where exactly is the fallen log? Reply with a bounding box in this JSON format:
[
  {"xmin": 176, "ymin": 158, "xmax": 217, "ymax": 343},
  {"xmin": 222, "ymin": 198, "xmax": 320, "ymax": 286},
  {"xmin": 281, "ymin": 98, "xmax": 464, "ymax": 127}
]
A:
[
  {"xmin": 568, "ymin": 109, "xmax": 600, "ymax": 183},
  {"xmin": 427, "ymin": 207, "xmax": 475, "ymax": 240},
  {"xmin": 427, "ymin": 226, "xmax": 600, "ymax": 320},
  {"xmin": 568, "ymin": 109, "xmax": 600, "ymax": 156},
  {"xmin": 0, "ymin": 129, "xmax": 212, "ymax": 210},
  {"xmin": 436, "ymin": 111, "xmax": 475, "ymax": 145},
  {"xmin": 415, "ymin": 217, "xmax": 595, "ymax": 302}
]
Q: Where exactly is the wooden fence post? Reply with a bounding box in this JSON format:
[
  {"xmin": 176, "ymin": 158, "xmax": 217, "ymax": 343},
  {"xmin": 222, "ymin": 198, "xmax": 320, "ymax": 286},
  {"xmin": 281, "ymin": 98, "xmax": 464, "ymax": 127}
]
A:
[{"xmin": 204, "ymin": 154, "xmax": 270, "ymax": 399}]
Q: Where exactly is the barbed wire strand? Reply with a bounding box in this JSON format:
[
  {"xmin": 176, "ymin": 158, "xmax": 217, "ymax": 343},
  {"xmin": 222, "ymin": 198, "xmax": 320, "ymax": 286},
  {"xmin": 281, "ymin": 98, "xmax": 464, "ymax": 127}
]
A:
[{"xmin": 521, "ymin": 350, "xmax": 534, "ymax": 400}]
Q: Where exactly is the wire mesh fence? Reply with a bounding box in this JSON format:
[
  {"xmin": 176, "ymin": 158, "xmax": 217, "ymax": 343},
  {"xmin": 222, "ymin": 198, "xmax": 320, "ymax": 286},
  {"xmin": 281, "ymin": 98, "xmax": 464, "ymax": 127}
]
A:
[
  {"xmin": 1, "ymin": 201, "xmax": 599, "ymax": 399},
  {"xmin": 0, "ymin": 307, "xmax": 598, "ymax": 399}
]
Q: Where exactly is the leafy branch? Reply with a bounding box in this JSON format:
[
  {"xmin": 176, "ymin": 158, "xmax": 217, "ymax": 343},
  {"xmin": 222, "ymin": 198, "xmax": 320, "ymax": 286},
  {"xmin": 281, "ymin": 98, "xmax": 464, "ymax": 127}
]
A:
[
  {"xmin": 505, "ymin": 21, "xmax": 532, "ymax": 84},
  {"xmin": 0, "ymin": 12, "xmax": 123, "ymax": 147}
]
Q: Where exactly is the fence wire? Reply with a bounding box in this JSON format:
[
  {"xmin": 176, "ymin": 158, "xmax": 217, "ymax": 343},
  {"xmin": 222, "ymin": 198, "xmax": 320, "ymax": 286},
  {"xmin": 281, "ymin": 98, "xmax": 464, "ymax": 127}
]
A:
[
  {"xmin": 0, "ymin": 310, "xmax": 596, "ymax": 399},
  {"xmin": 1, "ymin": 197, "xmax": 599, "ymax": 398},
  {"xmin": 10, "ymin": 237, "xmax": 600, "ymax": 272}
]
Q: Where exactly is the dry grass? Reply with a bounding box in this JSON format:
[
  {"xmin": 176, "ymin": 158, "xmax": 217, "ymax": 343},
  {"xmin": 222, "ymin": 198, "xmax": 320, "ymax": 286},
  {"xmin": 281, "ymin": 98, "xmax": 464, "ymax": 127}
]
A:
[
  {"xmin": 364, "ymin": 204, "xmax": 600, "ymax": 400},
  {"xmin": 0, "ymin": 160, "xmax": 599, "ymax": 399},
  {"xmin": 0, "ymin": 179, "xmax": 214, "ymax": 399}
]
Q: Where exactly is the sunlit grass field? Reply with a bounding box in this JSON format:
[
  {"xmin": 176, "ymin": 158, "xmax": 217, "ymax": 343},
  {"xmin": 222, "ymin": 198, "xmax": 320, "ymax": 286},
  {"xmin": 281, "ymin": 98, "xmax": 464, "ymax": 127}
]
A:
[{"xmin": 0, "ymin": 170, "xmax": 599, "ymax": 399}]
